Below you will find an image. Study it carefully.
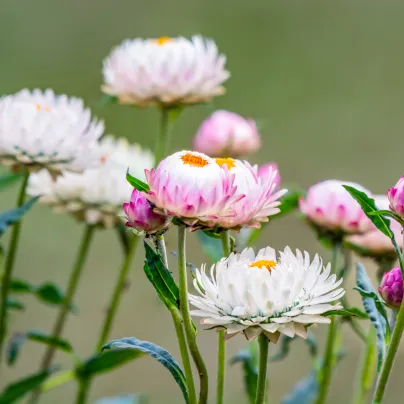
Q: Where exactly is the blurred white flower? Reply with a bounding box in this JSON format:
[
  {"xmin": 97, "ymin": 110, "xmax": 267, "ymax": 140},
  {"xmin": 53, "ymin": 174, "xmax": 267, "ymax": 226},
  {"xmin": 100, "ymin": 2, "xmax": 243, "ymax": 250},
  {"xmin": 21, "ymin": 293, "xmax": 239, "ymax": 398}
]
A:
[
  {"xmin": 0, "ymin": 89, "xmax": 104, "ymax": 174},
  {"xmin": 27, "ymin": 136, "xmax": 154, "ymax": 227},
  {"xmin": 102, "ymin": 36, "xmax": 230, "ymax": 107},
  {"xmin": 189, "ymin": 247, "xmax": 344, "ymax": 342}
]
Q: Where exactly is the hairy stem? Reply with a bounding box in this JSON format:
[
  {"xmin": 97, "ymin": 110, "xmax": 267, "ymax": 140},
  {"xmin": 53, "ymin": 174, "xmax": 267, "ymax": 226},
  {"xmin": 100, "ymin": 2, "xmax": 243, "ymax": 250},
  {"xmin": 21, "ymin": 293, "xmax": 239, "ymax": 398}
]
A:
[{"xmin": 255, "ymin": 333, "xmax": 269, "ymax": 404}]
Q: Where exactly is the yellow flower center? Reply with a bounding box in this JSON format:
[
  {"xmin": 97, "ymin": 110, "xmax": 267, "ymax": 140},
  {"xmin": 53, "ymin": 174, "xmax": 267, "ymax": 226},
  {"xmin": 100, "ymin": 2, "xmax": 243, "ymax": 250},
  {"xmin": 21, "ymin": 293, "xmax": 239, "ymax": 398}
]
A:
[
  {"xmin": 181, "ymin": 152, "xmax": 209, "ymax": 167},
  {"xmin": 249, "ymin": 260, "xmax": 278, "ymax": 272},
  {"xmin": 215, "ymin": 157, "xmax": 236, "ymax": 170},
  {"xmin": 35, "ymin": 104, "xmax": 51, "ymax": 112},
  {"xmin": 155, "ymin": 36, "xmax": 172, "ymax": 46}
]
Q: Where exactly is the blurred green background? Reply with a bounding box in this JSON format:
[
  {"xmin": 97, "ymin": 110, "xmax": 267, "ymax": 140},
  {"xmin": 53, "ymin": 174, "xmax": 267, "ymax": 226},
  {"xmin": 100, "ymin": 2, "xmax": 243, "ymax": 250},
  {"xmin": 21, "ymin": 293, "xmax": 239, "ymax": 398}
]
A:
[{"xmin": 1, "ymin": 0, "xmax": 404, "ymax": 402}]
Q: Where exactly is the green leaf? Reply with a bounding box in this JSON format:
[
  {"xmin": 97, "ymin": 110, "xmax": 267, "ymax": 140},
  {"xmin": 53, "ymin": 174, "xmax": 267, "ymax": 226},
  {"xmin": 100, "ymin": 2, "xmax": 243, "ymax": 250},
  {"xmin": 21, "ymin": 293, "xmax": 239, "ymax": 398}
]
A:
[
  {"xmin": 281, "ymin": 370, "xmax": 318, "ymax": 404},
  {"xmin": 343, "ymin": 186, "xmax": 393, "ymax": 238},
  {"xmin": 0, "ymin": 368, "xmax": 56, "ymax": 404},
  {"xmin": 323, "ymin": 307, "xmax": 369, "ymax": 319},
  {"xmin": 95, "ymin": 395, "xmax": 147, "ymax": 404},
  {"xmin": 103, "ymin": 337, "xmax": 188, "ymax": 403},
  {"xmin": 6, "ymin": 297, "xmax": 24, "ymax": 311},
  {"xmin": 0, "ymin": 172, "xmax": 22, "ymax": 191},
  {"xmin": 0, "ymin": 197, "xmax": 39, "ymax": 238},
  {"xmin": 356, "ymin": 263, "xmax": 390, "ymax": 371},
  {"xmin": 143, "ymin": 242, "xmax": 179, "ymax": 309},
  {"xmin": 34, "ymin": 283, "xmax": 76, "ymax": 313},
  {"xmin": 126, "ymin": 171, "xmax": 149, "ymax": 193},
  {"xmin": 76, "ymin": 349, "xmax": 143, "ymax": 380},
  {"xmin": 95, "ymin": 94, "xmax": 118, "ymax": 108},
  {"xmin": 369, "ymin": 209, "xmax": 403, "ymax": 223},
  {"xmin": 197, "ymin": 231, "xmax": 223, "ymax": 262},
  {"xmin": 231, "ymin": 339, "xmax": 259, "ymax": 404},
  {"xmin": 9, "ymin": 279, "xmax": 32, "ymax": 293},
  {"xmin": 7, "ymin": 330, "xmax": 73, "ymax": 366}
]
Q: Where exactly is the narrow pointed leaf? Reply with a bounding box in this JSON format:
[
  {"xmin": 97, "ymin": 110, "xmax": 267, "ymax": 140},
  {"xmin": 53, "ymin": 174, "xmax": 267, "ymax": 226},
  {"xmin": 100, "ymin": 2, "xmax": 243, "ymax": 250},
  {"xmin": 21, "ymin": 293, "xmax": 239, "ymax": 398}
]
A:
[
  {"xmin": 282, "ymin": 370, "xmax": 318, "ymax": 404},
  {"xmin": 103, "ymin": 337, "xmax": 188, "ymax": 403},
  {"xmin": 356, "ymin": 263, "xmax": 389, "ymax": 371},
  {"xmin": 0, "ymin": 368, "xmax": 56, "ymax": 403},
  {"xmin": 0, "ymin": 197, "xmax": 39, "ymax": 237},
  {"xmin": 7, "ymin": 330, "xmax": 73, "ymax": 366},
  {"xmin": 126, "ymin": 172, "xmax": 149, "ymax": 193},
  {"xmin": 323, "ymin": 307, "xmax": 368, "ymax": 319},
  {"xmin": 343, "ymin": 186, "xmax": 393, "ymax": 238},
  {"xmin": 143, "ymin": 242, "xmax": 179, "ymax": 309},
  {"xmin": 9, "ymin": 279, "xmax": 32, "ymax": 293}
]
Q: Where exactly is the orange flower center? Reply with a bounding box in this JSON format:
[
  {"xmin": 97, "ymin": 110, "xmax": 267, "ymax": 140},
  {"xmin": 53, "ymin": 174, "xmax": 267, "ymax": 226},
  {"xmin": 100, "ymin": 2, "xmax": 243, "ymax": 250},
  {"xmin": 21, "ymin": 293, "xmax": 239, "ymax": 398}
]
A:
[
  {"xmin": 155, "ymin": 36, "xmax": 172, "ymax": 46},
  {"xmin": 36, "ymin": 104, "xmax": 51, "ymax": 112},
  {"xmin": 249, "ymin": 260, "xmax": 278, "ymax": 272},
  {"xmin": 215, "ymin": 157, "xmax": 236, "ymax": 170},
  {"xmin": 181, "ymin": 153, "xmax": 209, "ymax": 167}
]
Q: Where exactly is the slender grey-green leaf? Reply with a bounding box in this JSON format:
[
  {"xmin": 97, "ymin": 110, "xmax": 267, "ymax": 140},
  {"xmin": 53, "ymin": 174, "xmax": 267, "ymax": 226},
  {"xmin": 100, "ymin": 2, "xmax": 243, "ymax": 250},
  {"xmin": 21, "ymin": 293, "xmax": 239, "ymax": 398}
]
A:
[
  {"xmin": 103, "ymin": 337, "xmax": 188, "ymax": 403},
  {"xmin": 143, "ymin": 242, "xmax": 179, "ymax": 309},
  {"xmin": 356, "ymin": 263, "xmax": 389, "ymax": 371},
  {"xmin": 126, "ymin": 171, "xmax": 150, "ymax": 192},
  {"xmin": 95, "ymin": 395, "xmax": 147, "ymax": 404},
  {"xmin": 0, "ymin": 368, "xmax": 55, "ymax": 404},
  {"xmin": 7, "ymin": 330, "xmax": 73, "ymax": 366},
  {"xmin": 197, "ymin": 230, "xmax": 223, "ymax": 262},
  {"xmin": 282, "ymin": 370, "xmax": 318, "ymax": 404},
  {"xmin": 0, "ymin": 197, "xmax": 39, "ymax": 237},
  {"xmin": 323, "ymin": 307, "xmax": 368, "ymax": 319}
]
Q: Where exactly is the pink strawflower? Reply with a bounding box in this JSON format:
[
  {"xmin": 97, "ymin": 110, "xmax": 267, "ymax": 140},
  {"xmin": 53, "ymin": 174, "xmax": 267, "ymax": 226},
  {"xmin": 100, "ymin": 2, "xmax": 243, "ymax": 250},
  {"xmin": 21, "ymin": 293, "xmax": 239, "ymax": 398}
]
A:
[
  {"xmin": 388, "ymin": 176, "xmax": 404, "ymax": 219},
  {"xmin": 258, "ymin": 162, "xmax": 281, "ymax": 191},
  {"xmin": 299, "ymin": 180, "xmax": 373, "ymax": 235},
  {"xmin": 123, "ymin": 189, "xmax": 170, "ymax": 235},
  {"xmin": 208, "ymin": 158, "xmax": 287, "ymax": 229},
  {"xmin": 379, "ymin": 267, "xmax": 403, "ymax": 308},
  {"xmin": 144, "ymin": 151, "xmax": 242, "ymax": 225},
  {"xmin": 346, "ymin": 196, "xmax": 403, "ymax": 258},
  {"xmin": 193, "ymin": 110, "xmax": 261, "ymax": 157}
]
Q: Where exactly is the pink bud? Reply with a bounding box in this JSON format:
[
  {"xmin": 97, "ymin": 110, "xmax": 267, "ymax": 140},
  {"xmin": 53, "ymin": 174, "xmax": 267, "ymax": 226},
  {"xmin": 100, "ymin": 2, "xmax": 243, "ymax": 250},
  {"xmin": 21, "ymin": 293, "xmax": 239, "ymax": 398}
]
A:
[
  {"xmin": 258, "ymin": 162, "xmax": 281, "ymax": 191},
  {"xmin": 379, "ymin": 267, "xmax": 403, "ymax": 308},
  {"xmin": 123, "ymin": 189, "xmax": 170, "ymax": 234},
  {"xmin": 192, "ymin": 110, "xmax": 261, "ymax": 158},
  {"xmin": 299, "ymin": 180, "xmax": 373, "ymax": 235},
  {"xmin": 388, "ymin": 176, "xmax": 404, "ymax": 219}
]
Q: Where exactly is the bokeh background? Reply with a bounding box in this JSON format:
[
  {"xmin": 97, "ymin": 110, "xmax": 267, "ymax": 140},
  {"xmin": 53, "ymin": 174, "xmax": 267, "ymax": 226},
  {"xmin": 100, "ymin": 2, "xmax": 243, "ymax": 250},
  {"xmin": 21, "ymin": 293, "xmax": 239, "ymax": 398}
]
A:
[{"xmin": 1, "ymin": 0, "xmax": 404, "ymax": 402}]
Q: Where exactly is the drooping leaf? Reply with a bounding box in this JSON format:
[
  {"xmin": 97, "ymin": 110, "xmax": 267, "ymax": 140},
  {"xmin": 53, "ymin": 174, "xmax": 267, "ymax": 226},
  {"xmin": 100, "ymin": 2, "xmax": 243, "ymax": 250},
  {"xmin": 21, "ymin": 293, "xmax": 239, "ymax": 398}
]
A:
[
  {"xmin": 197, "ymin": 230, "xmax": 223, "ymax": 262},
  {"xmin": 34, "ymin": 282, "xmax": 77, "ymax": 313},
  {"xmin": 355, "ymin": 263, "xmax": 390, "ymax": 371},
  {"xmin": 76, "ymin": 349, "xmax": 144, "ymax": 380},
  {"xmin": 343, "ymin": 186, "xmax": 393, "ymax": 238},
  {"xmin": 323, "ymin": 307, "xmax": 368, "ymax": 319},
  {"xmin": 143, "ymin": 242, "xmax": 179, "ymax": 309},
  {"xmin": 95, "ymin": 395, "xmax": 147, "ymax": 404},
  {"xmin": 0, "ymin": 172, "xmax": 22, "ymax": 191},
  {"xmin": 281, "ymin": 370, "xmax": 318, "ymax": 404},
  {"xmin": 230, "ymin": 339, "xmax": 259, "ymax": 403},
  {"xmin": 126, "ymin": 171, "xmax": 150, "ymax": 193},
  {"xmin": 0, "ymin": 368, "xmax": 56, "ymax": 404},
  {"xmin": 103, "ymin": 337, "xmax": 188, "ymax": 403},
  {"xmin": 6, "ymin": 297, "xmax": 24, "ymax": 311},
  {"xmin": 0, "ymin": 197, "xmax": 39, "ymax": 237},
  {"xmin": 7, "ymin": 330, "xmax": 73, "ymax": 366}
]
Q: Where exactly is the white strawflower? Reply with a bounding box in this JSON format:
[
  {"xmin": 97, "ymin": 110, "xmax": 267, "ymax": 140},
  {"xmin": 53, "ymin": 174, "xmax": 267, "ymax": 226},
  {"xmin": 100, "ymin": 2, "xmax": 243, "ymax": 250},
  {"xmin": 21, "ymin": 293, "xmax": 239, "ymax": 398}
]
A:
[
  {"xmin": 0, "ymin": 89, "xmax": 104, "ymax": 174},
  {"xmin": 189, "ymin": 247, "xmax": 344, "ymax": 342},
  {"xmin": 102, "ymin": 36, "xmax": 230, "ymax": 107},
  {"xmin": 27, "ymin": 136, "xmax": 154, "ymax": 228}
]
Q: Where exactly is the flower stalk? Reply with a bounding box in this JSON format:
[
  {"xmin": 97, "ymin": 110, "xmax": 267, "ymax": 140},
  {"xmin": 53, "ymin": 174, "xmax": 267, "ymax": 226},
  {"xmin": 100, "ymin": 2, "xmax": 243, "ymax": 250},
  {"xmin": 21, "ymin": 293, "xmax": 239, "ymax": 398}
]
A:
[
  {"xmin": 155, "ymin": 107, "xmax": 174, "ymax": 166},
  {"xmin": 0, "ymin": 170, "xmax": 30, "ymax": 362},
  {"xmin": 255, "ymin": 333, "xmax": 269, "ymax": 404}
]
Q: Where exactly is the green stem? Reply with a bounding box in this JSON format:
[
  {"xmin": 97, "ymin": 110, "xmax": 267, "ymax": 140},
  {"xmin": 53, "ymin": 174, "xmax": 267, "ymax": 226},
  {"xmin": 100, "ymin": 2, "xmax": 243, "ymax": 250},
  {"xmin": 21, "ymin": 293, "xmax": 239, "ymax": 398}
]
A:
[
  {"xmin": 0, "ymin": 170, "xmax": 29, "ymax": 362},
  {"xmin": 178, "ymin": 225, "xmax": 209, "ymax": 404},
  {"xmin": 315, "ymin": 242, "xmax": 341, "ymax": 404},
  {"xmin": 372, "ymin": 299, "xmax": 404, "ymax": 403},
  {"xmin": 155, "ymin": 107, "xmax": 172, "ymax": 165},
  {"xmin": 255, "ymin": 333, "xmax": 269, "ymax": 404},
  {"xmin": 29, "ymin": 225, "xmax": 94, "ymax": 404},
  {"xmin": 353, "ymin": 327, "xmax": 376, "ymax": 404},
  {"xmin": 155, "ymin": 234, "xmax": 168, "ymax": 267},
  {"xmin": 216, "ymin": 231, "xmax": 230, "ymax": 404},
  {"xmin": 75, "ymin": 379, "xmax": 90, "ymax": 404},
  {"xmin": 96, "ymin": 236, "xmax": 139, "ymax": 351}
]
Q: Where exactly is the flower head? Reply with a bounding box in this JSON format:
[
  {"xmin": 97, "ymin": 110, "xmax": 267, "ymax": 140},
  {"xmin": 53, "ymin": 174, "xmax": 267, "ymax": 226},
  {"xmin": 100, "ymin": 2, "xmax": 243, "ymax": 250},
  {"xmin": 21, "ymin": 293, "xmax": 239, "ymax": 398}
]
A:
[
  {"xmin": 193, "ymin": 110, "xmax": 260, "ymax": 157},
  {"xmin": 258, "ymin": 162, "xmax": 281, "ymax": 191},
  {"xmin": 299, "ymin": 180, "xmax": 373, "ymax": 236},
  {"xmin": 379, "ymin": 267, "xmax": 403, "ymax": 308},
  {"xmin": 102, "ymin": 36, "xmax": 229, "ymax": 107},
  {"xmin": 144, "ymin": 151, "xmax": 241, "ymax": 225},
  {"xmin": 345, "ymin": 196, "xmax": 402, "ymax": 258},
  {"xmin": 388, "ymin": 176, "xmax": 404, "ymax": 220},
  {"xmin": 208, "ymin": 158, "xmax": 286, "ymax": 230},
  {"xmin": 189, "ymin": 247, "xmax": 344, "ymax": 342},
  {"xmin": 0, "ymin": 89, "xmax": 104, "ymax": 175},
  {"xmin": 27, "ymin": 136, "xmax": 154, "ymax": 227},
  {"xmin": 124, "ymin": 189, "xmax": 170, "ymax": 235}
]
